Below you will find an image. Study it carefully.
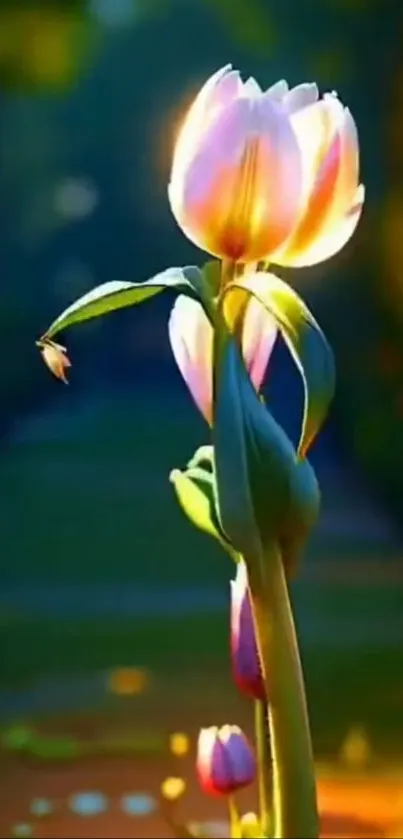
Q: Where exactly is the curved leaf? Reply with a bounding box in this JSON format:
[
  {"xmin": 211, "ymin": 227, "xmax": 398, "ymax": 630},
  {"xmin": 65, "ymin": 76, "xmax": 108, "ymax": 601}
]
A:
[
  {"xmin": 212, "ymin": 320, "xmax": 320, "ymax": 577},
  {"xmin": 187, "ymin": 444, "xmax": 216, "ymax": 473},
  {"xmin": 220, "ymin": 271, "xmax": 335, "ymax": 457},
  {"xmin": 40, "ymin": 266, "xmax": 209, "ymax": 342},
  {"xmin": 169, "ymin": 458, "xmax": 237, "ymax": 561}
]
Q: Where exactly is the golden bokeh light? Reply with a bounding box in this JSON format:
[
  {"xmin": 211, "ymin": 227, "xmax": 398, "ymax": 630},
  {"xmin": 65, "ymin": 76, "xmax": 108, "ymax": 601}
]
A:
[
  {"xmin": 108, "ymin": 667, "xmax": 149, "ymax": 696},
  {"xmin": 160, "ymin": 776, "xmax": 186, "ymax": 801},
  {"xmin": 169, "ymin": 731, "xmax": 190, "ymax": 757}
]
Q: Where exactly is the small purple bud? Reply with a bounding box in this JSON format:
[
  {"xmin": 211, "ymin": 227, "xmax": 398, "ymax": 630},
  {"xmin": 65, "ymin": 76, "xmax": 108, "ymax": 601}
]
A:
[
  {"xmin": 197, "ymin": 725, "xmax": 256, "ymax": 796},
  {"xmin": 230, "ymin": 561, "xmax": 266, "ymax": 701}
]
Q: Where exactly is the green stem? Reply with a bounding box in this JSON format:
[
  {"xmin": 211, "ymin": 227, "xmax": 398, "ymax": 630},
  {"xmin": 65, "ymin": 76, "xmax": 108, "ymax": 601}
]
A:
[
  {"xmin": 228, "ymin": 795, "xmax": 242, "ymax": 839},
  {"xmin": 249, "ymin": 545, "xmax": 318, "ymax": 839},
  {"xmin": 254, "ymin": 698, "xmax": 272, "ymax": 836},
  {"xmin": 220, "ymin": 258, "xmax": 236, "ymax": 290}
]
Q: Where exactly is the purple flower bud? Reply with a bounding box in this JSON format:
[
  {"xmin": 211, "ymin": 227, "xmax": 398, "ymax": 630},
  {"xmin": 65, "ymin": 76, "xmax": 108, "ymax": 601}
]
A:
[
  {"xmin": 230, "ymin": 560, "xmax": 266, "ymax": 701},
  {"xmin": 197, "ymin": 725, "xmax": 256, "ymax": 796}
]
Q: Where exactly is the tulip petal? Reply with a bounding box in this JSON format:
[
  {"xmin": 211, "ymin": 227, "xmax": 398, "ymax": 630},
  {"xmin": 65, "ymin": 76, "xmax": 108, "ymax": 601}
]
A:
[
  {"xmin": 210, "ymin": 740, "xmax": 234, "ymax": 793},
  {"xmin": 283, "ymin": 82, "xmax": 319, "ymax": 114},
  {"xmin": 278, "ymin": 184, "xmax": 364, "ymax": 267},
  {"xmin": 275, "ymin": 95, "xmax": 361, "ymax": 266},
  {"xmin": 197, "ymin": 728, "xmax": 234, "ymax": 795},
  {"xmin": 168, "ymin": 295, "xmax": 213, "ymax": 423},
  {"xmin": 231, "ymin": 560, "xmax": 266, "ymax": 700},
  {"xmin": 170, "ymin": 65, "xmax": 242, "ymax": 203},
  {"xmin": 289, "ymin": 98, "xmax": 337, "ymax": 195},
  {"xmin": 243, "ymin": 76, "xmax": 262, "ymax": 97},
  {"xmin": 326, "ymin": 104, "xmax": 360, "ymax": 223},
  {"xmin": 197, "ymin": 728, "xmax": 218, "ymax": 792},
  {"xmin": 175, "ymin": 95, "xmax": 303, "ymax": 261},
  {"xmin": 168, "ymin": 293, "xmax": 276, "ymax": 423},
  {"xmin": 265, "ymin": 79, "xmax": 289, "ymax": 100},
  {"xmin": 241, "ymin": 296, "xmax": 277, "ymax": 390},
  {"xmin": 226, "ymin": 731, "xmax": 257, "ymax": 787}
]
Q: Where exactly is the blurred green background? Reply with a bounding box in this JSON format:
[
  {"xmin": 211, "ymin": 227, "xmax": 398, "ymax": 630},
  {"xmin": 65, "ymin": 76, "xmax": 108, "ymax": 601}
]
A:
[{"xmin": 0, "ymin": 0, "xmax": 402, "ymax": 762}]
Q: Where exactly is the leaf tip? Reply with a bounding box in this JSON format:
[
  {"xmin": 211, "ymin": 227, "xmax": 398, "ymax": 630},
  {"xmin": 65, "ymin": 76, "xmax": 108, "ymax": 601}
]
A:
[{"xmin": 169, "ymin": 469, "xmax": 181, "ymax": 484}]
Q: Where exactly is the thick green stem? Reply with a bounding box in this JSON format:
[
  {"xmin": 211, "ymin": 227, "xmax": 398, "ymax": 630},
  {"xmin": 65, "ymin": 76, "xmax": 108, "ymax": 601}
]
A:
[
  {"xmin": 254, "ymin": 698, "xmax": 272, "ymax": 836},
  {"xmin": 249, "ymin": 545, "xmax": 318, "ymax": 839}
]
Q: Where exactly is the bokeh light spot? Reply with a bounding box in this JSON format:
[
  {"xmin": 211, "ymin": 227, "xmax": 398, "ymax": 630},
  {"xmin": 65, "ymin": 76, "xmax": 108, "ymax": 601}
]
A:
[
  {"xmin": 29, "ymin": 798, "xmax": 53, "ymax": 817},
  {"xmin": 120, "ymin": 792, "xmax": 156, "ymax": 815},
  {"xmin": 68, "ymin": 791, "xmax": 109, "ymax": 816},
  {"xmin": 161, "ymin": 776, "xmax": 186, "ymax": 801},
  {"xmin": 169, "ymin": 731, "xmax": 190, "ymax": 756},
  {"xmin": 108, "ymin": 666, "xmax": 149, "ymax": 696}
]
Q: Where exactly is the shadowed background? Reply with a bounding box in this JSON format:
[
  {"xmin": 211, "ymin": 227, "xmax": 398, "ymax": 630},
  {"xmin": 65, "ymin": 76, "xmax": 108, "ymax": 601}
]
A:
[{"xmin": 0, "ymin": 0, "xmax": 402, "ymax": 836}]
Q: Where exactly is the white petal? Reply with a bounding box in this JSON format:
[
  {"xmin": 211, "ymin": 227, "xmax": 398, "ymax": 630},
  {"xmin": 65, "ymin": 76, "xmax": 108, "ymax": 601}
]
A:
[
  {"xmin": 168, "ymin": 296, "xmax": 213, "ymax": 422},
  {"xmin": 264, "ymin": 79, "xmax": 289, "ymax": 101},
  {"xmin": 242, "ymin": 77, "xmax": 262, "ymax": 97},
  {"xmin": 171, "ymin": 65, "xmax": 241, "ymax": 190},
  {"xmin": 283, "ymin": 83, "xmax": 319, "ymax": 114}
]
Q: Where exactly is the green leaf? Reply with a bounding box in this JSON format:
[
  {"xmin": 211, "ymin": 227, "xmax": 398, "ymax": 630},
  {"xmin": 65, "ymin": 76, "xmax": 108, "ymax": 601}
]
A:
[
  {"xmin": 170, "ymin": 448, "xmax": 237, "ymax": 561},
  {"xmin": 212, "ymin": 321, "xmax": 320, "ymax": 576},
  {"xmin": 221, "ymin": 271, "xmax": 335, "ymax": 457},
  {"xmin": 40, "ymin": 265, "xmax": 210, "ymax": 342}
]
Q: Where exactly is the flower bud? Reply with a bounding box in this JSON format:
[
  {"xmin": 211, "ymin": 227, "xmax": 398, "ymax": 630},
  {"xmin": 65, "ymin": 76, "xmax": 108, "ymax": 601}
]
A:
[
  {"xmin": 196, "ymin": 724, "xmax": 256, "ymax": 796},
  {"xmin": 230, "ymin": 561, "xmax": 266, "ymax": 701},
  {"xmin": 39, "ymin": 340, "xmax": 71, "ymax": 383}
]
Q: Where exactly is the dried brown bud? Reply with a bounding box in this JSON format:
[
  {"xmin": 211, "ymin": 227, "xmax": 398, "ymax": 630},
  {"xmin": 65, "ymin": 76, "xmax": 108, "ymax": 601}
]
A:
[{"xmin": 39, "ymin": 340, "xmax": 71, "ymax": 384}]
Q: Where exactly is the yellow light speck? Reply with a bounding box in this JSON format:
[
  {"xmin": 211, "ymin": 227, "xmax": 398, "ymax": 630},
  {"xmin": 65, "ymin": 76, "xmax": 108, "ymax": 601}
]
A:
[
  {"xmin": 161, "ymin": 776, "xmax": 186, "ymax": 801},
  {"xmin": 169, "ymin": 731, "xmax": 190, "ymax": 756}
]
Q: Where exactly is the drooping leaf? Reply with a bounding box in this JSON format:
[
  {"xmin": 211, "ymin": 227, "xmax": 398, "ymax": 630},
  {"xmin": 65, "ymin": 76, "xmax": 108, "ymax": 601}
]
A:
[
  {"xmin": 39, "ymin": 265, "xmax": 210, "ymax": 342},
  {"xmin": 212, "ymin": 319, "xmax": 320, "ymax": 576},
  {"xmin": 220, "ymin": 271, "xmax": 335, "ymax": 457}
]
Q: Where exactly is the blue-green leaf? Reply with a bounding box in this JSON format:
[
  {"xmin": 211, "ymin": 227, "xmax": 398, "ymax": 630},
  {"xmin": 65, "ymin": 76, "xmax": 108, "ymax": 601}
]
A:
[
  {"xmin": 220, "ymin": 271, "xmax": 335, "ymax": 457},
  {"xmin": 212, "ymin": 321, "xmax": 320, "ymax": 575},
  {"xmin": 39, "ymin": 265, "xmax": 210, "ymax": 342}
]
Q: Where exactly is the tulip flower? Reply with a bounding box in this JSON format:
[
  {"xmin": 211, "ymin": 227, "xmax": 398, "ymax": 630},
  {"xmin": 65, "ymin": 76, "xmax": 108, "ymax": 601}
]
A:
[
  {"xmin": 197, "ymin": 725, "xmax": 256, "ymax": 796},
  {"xmin": 169, "ymin": 65, "xmax": 364, "ymax": 267},
  {"xmin": 230, "ymin": 560, "xmax": 265, "ymax": 701}
]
